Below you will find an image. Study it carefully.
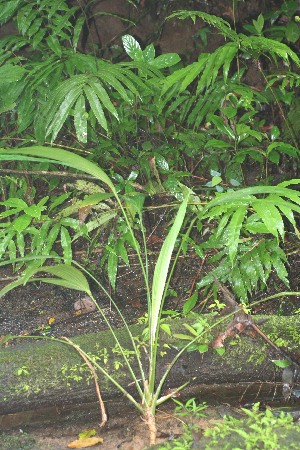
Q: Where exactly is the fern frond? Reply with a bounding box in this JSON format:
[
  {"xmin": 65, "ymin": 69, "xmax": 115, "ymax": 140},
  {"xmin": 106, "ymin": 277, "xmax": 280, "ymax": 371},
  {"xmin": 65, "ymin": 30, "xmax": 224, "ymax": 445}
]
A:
[
  {"xmin": 239, "ymin": 34, "xmax": 300, "ymax": 66},
  {"xmin": 200, "ymin": 183, "xmax": 300, "ymax": 263},
  {"xmin": 167, "ymin": 10, "xmax": 237, "ymax": 41},
  {"xmin": 40, "ymin": 61, "xmax": 151, "ymax": 142},
  {"xmin": 0, "ymin": 0, "xmax": 23, "ymax": 25},
  {"xmin": 197, "ymin": 239, "xmax": 289, "ymax": 302}
]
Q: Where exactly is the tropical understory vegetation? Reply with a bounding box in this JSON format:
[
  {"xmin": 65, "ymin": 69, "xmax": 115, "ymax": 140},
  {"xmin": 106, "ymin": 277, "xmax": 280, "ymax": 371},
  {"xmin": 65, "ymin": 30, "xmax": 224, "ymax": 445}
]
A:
[{"xmin": 0, "ymin": 0, "xmax": 300, "ymax": 446}]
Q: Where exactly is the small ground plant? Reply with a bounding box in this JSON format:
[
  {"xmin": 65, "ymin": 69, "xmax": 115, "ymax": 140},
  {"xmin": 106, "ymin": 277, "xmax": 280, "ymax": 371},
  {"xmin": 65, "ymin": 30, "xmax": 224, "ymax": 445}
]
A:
[{"xmin": 157, "ymin": 402, "xmax": 300, "ymax": 450}]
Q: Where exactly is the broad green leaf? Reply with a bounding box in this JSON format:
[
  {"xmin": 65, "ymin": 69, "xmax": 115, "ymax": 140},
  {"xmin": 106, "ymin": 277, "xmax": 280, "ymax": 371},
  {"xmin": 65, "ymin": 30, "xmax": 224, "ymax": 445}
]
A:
[
  {"xmin": 123, "ymin": 193, "xmax": 146, "ymax": 219},
  {"xmin": 49, "ymin": 193, "xmax": 71, "ymax": 212},
  {"xmin": 286, "ymin": 21, "xmax": 300, "ymax": 43},
  {"xmin": 150, "ymin": 53, "xmax": 181, "ymax": 69},
  {"xmin": 0, "ymin": 277, "xmax": 25, "ymax": 297},
  {"xmin": 272, "ymin": 252, "xmax": 289, "ymax": 285},
  {"xmin": 151, "ymin": 189, "xmax": 190, "ymax": 347},
  {"xmin": 181, "ymin": 57, "xmax": 208, "ymax": 92},
  {"xmin": 27, "ymin": 18, "xmax": 43, "ymax": 38},
  {"xmin": 173, "ymin": 333, "xmax": 194, "ymax": 340},
  {"xmin": 161, "ymin": 59, "xmax": 205, "ymax": 95},
  {"xmin": 96, "ymin": 69, "xmax": 131, "ymax": 103},
  {"xmin": 198, "ymin": 344, "xmax": 209, "ymax": 353},
  {"xmin": 267, "ymin": 142, "xmax": 299, "ymax": 158},
  {"xmin": 29, "ymin": 278, "xmax": 88, "ymax": 291},
  {"xmin": 116, "ymin": 239, "xmax": 129, "ymax": 266},
  {"xmin": 222, "ymin": 43, "xmax": 239, "ymax": 81},
  {"xmin": 60, "ymin": 218, "xmax": 81, "ymax": 230},
  {"xmin": 203, "ymin": 183, "xmax": 300, "ymax": 211},
  {"xmin": 183, "ymin": 323, "xmax": 199, "ymax": 337},
  {"xmin": 272, "ymin": 359, "xmax": 291, "ymax": 368},
  {"xmin": 226, "ymin": 205, "xmax": 247, "ymax": 263},
  {"xmin": 143, "ymin": 43, "xmax": 155, "ymax": 61},
  {"xmin": 0, "ymin": 64, "xmax": 25, "ymax": 83},
  {"xmin": 252, "ymin": 250, "xmax": 266, "ymax": 285},
  {"xmin": 0, "ymin": 198, "xmax": 27, "ymax": 209},
  {"xmin": 84, "ymin": 211, "xmax": 117, "ymax": 234},
  {"xmin": 122, "ymin": 34, "xmax": 144, "ymax": 61},
  {"xmin": 0, "ymin": 209, "xmax": 24, "ymax": 219},
  {"xmin": 211, "ymin": 176, "xmax": 222, "ymax": 187},
  {"xmin": 244, "ymin": 214, "xmax": 268, "ymax": 234},
  {"xmin": 24, "ymin": 204, "xmax": 45, "ymax": 219},
  {"xmin": 13, "ymin": 214, "xmax": 32, "ymax": 233},
  {"xmin": 205, "ymin": 139, "xmax": 231, "ymax": 149},
  {"xmin": 253, "ymin": 200, "xmax": 284, "ymax": 239},
  {"xmin": 229, "ymin": 265, "xmax": 247, "ymax": 301},
  {"xmin": 182, "ymin": 292, "xmax": 198, "ymax": 314},
  {"xmin": 80, "ymin": 193, "xmax": 114, "ymax": 207},
  {"xmin": 160, "ymin": 323, "xmax": 172, "ymax": 336}
]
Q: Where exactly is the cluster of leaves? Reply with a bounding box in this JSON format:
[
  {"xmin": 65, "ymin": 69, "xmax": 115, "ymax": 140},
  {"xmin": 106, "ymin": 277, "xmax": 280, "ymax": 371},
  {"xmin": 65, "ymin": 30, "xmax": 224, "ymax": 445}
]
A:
[
  {"xmin": 0, "ymin": 193, "xmax": 82, "ymax": 271},
  {"xmin": 0, "ymin": 2, "xmax": 300, "ymax": 305},
  {"xmin": 159, "ymin": 402, "xmax": 300, "ymax": 450}
]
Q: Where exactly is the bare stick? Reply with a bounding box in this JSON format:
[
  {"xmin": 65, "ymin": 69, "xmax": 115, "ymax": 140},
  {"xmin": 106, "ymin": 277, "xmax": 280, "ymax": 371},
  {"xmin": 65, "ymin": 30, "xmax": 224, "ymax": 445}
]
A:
[{"xmin": 60, "ymin": 336, "xmax": 107, "ymax": 427}]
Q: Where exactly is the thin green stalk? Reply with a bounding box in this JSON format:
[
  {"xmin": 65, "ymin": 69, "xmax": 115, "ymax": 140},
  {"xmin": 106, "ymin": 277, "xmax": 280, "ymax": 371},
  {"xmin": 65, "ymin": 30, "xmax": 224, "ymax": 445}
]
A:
[
  {"xmin": 73, "ymin": 261, "xmax": 147, "ymax": 397},
  {"xmin": 115, "ymin": 196, "xmax": 150, "ymax": 298}
]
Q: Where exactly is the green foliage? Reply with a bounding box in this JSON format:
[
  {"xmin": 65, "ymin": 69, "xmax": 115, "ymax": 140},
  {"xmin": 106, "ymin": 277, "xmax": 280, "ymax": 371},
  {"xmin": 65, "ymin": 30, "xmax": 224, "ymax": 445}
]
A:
[
  {"xmin": 1, "ymin": 2, "xmax": 300, "ymax": 443},
  {"xmin": 122, "ymin": 34, "xmax": 180, "ymax": 70},
  {"xmin": 0, "ymin": 0, "xmax": 82, "ymax": 50},
  {"xmin": 197, "ymin": 238, "xmax": 289, "ymax": 302},
  {"xmin": 0, "ymin": 147, "xmax": 193, "ymax": 444},
  {"xmin": 172, "ymin": 397, "xmax": 207, "ymax": 418},
  {"xmin": 203, "ymin": 403, "xmax": 300, "ymax": 450},
  {"xmin": 0, "ymin": 194, "xmax": 85, "ymax": 272},
  {"xmin": 159, "ymin": 402, "xmax": 300, "ymax": 449}
]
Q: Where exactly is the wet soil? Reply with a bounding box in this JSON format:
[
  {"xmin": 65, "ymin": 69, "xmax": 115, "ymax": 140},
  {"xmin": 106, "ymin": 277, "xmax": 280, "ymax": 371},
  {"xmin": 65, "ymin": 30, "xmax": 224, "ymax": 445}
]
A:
[{"xmin": 0, "ymin": 404, "xmax": 219, "ymax": 450}]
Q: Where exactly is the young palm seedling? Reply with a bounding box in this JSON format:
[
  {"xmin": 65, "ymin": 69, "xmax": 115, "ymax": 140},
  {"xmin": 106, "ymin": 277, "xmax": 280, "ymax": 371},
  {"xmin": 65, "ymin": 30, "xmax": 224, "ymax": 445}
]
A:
[{"xmin": 1, "ymin": 147, "xmax": 300, "ymax": 444}]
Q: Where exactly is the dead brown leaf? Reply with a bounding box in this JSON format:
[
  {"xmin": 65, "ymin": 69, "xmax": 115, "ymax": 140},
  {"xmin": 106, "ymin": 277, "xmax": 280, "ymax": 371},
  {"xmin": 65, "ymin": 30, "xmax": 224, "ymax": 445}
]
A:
[{"xmin": 67, "ymin": 436, "xmax": 103, "ymax": 448}]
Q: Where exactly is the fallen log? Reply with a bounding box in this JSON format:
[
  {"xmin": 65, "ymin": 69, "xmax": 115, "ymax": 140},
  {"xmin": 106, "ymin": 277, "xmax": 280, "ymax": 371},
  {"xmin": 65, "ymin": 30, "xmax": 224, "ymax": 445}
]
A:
[{"xmin": 1, "ymin": 314, "xmax": 299, "ymax": 422}]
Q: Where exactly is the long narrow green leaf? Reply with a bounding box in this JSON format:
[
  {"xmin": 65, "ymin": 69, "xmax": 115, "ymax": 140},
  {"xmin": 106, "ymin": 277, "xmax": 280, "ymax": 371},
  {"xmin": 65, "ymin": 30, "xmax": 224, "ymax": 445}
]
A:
[
  {"xmin": 32, "ymin": 264, "xmax": 91, "ymax": 293},
  {"xmin": 84, "ymin": 84, "xmax": 108, "ymax": 132},
  {"xmin": 87, "ymin": 79, "xmax": 118, "ymax": 118},
  {"xmin": 203, "ymin": 183, "xmax": 300, "ymax": 211},
  {"xmin": 74, "ymin": 94, "xmax": 87, "ymax": 143},
  {"xmin": 60, "ymin": 226, "xmax": 72, "ymax": 264},
  {"xmin": 150, "ymin": 189, "xmax": 190, "ymax": 346},
  {"xmin": 46, "ymin": 85, "xmax": 82, "ymax": 141},
  {"xmin": 0, "ymin": 147, "xmax": 116, "ymax": 193}
]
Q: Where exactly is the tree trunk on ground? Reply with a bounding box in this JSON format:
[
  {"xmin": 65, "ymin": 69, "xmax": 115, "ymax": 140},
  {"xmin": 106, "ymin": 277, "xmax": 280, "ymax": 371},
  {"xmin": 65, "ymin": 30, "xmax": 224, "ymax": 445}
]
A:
[{"xmin": 1, "ymin": 315, "xmax": 299, "ymax": 422}]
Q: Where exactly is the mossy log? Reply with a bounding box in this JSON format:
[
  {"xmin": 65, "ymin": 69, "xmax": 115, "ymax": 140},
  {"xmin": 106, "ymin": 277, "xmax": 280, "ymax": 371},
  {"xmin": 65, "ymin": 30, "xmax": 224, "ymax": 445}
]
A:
[{"xmin": 1, "ymin": 315, "xmax": 300, "ymax": 418}]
